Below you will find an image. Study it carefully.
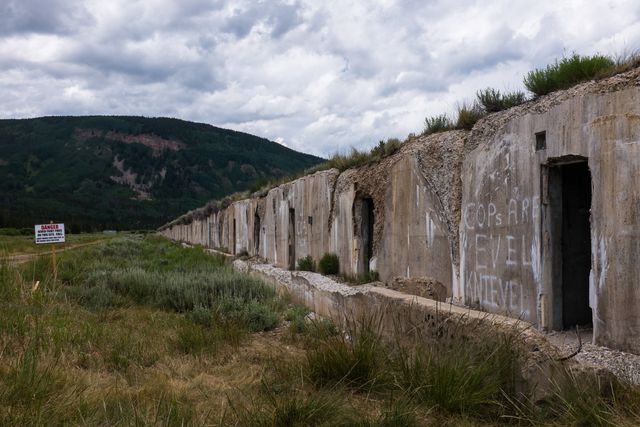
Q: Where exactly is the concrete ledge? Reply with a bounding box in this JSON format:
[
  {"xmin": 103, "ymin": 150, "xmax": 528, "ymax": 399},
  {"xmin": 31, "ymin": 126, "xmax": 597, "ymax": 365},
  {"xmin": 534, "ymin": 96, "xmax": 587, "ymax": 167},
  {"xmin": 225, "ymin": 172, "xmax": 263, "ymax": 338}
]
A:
[
  {"xmin": 232, "ymin": 258, "xmax": 577, "ymax": 399},
  {"xmin": 205, "ymin": 248, "xmax": 235, "ymax": 261}
]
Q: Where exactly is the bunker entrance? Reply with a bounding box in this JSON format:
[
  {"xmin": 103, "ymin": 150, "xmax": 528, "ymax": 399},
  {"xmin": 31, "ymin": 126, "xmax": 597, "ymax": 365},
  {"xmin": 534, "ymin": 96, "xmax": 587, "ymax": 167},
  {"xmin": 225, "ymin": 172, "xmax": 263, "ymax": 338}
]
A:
[
  {"xmin": 549, "ymin": 161, "xmax": 592, "ymax": 330},
  {"xmin": 253, "ymin": 212, "xmax": 260, "ymax": 256},
  {"xmin": 288, "ymin": 208, "xmax": 296, "ymax": 270},
  {"xmin": 232, "ymin": 219, "xmax": 236, "ymax": 255},
  {"xmin": 355, "ymin": 197, "xmax": 374, "ymax": 274}
]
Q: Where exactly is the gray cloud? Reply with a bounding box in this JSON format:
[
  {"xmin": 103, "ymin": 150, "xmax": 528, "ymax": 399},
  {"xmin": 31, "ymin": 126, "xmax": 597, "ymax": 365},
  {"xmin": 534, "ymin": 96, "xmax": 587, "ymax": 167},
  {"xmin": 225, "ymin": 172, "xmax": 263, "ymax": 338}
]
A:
[
  {"xmin": 0, "ymin": 0, "xmax": 91, "ymax": 35},
  {"xmin": 0, "ymin": 0, "xmax": 639, "ymax": 157},
  {"xmin": 222, "ymin": 1, "xmax": 303, "ymax": 39}
]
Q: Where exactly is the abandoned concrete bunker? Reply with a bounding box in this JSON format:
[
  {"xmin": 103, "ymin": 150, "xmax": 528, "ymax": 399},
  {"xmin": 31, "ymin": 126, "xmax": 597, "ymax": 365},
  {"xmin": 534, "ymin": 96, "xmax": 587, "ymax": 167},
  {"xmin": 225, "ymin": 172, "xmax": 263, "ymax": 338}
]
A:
[{"xmin": 160, "ymin": 68, "xmax": 640, "ymax": 354}]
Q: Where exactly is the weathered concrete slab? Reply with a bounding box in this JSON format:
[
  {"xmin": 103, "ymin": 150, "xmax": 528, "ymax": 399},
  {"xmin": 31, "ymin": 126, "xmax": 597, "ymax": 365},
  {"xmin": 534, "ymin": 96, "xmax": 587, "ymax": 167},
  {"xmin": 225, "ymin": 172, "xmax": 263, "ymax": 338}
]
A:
[
  {"xmin": 234, "ymin": 258, "xmax": 571, "ymax": 399},
  {"xmin": 461, "ymin": 85, "xmax": 640, "ymax": 352}
]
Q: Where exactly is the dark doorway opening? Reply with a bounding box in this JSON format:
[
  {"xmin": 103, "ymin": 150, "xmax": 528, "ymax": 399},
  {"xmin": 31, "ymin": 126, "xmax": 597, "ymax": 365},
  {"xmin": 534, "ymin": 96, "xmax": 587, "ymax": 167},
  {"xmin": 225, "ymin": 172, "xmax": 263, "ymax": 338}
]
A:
[
  {"xmin": 232, "ymin": 219, "xmax": 236, "ymax": 255},
  {"xmin": 362, "ymin": 198, "xmax": 374, "ymax": 273},
  {"xmin": 549, "ymin": 161, "xmax": 592, "ymax": 330},
  {"xmin": 253, "ymin": 212, "xmax": 261, "ymax": 256},
  {"xmin": 288, "ymin": 208, "xmax": 296, "ymax": 270}
]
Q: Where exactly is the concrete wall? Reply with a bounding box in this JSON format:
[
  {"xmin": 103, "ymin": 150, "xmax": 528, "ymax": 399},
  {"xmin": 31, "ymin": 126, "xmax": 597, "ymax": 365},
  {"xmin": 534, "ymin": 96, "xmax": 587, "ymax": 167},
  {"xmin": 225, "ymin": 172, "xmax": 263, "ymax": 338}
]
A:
[
  {"xmin": 460, "ymin": 86, "xmax": 640, "ymax": 352},
  {"xmin": 160, "ymin": 133, "xmax": 463, "ymax": 287},
  {"xmin": 160, "ymin": 71, "xmax": 640, "ymax": 353},
  {"xmin": 260, "ymin": 169, "xmax": 339, "ymax": 267},
  {"xmin": 376, "ymin": 155, "xmax": 454, "ymax": 288}
]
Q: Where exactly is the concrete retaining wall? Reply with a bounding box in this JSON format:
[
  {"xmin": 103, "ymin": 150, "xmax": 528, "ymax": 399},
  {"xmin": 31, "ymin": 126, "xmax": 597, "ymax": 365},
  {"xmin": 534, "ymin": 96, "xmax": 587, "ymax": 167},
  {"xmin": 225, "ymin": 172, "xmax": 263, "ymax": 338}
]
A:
[{"xmin": 233, "ymin": 258, "xmax": 565, "ymax": 399}]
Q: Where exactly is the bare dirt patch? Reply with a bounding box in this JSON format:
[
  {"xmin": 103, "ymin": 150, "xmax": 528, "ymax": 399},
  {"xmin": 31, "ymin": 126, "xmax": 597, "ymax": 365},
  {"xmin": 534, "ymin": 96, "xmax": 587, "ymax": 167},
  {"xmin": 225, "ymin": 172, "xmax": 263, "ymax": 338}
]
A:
[
  {"xmin": 110, "ymin": 155, "xmax": 152, "ymax": 200},
  {"xmin": 377, "ymin": 276, "xmax": 448, "ymax": 301},
  {"xmin": 74, "ymin": 128, "xmax": 186, "ymax": 156}
]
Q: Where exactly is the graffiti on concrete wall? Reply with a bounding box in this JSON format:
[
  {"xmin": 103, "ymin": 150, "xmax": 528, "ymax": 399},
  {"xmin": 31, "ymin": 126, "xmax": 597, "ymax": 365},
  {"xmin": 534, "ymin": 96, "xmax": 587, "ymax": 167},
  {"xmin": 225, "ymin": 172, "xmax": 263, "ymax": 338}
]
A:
[{"xmin": 462, "ymin": 195, "xmax": 540, "ymax": 317}]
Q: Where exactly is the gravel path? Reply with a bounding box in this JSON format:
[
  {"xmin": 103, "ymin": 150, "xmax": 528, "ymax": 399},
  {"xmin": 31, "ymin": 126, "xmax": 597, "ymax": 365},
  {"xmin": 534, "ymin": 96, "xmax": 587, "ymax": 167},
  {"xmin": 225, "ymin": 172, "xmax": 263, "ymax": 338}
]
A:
[
  {"xmin": 547, "ymin": 328, "xmax": 640, "ymax": 385},
  {"xmin": 243, "ymin": 260, "xmax": 365, "ymax": 296}
]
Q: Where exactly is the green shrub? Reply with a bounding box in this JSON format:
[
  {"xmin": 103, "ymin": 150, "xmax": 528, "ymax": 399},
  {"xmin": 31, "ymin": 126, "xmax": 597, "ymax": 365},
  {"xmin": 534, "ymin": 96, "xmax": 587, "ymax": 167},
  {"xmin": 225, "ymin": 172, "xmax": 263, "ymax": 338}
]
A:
[
  {"xmin": 305, "ymin": 137, "xmax": 404, "ymax": 176},
  {"xmin": 285, "ymin": 306, "xmax": 310, "ymax": 334},
  {"xmin": 370, "ymin": 137, "xmax": 402, "ymax": 160},
  {"xmin": 476, "ymin": 88, "xmax": 527, "ymax": 113},
  {"xmin": 297, "ymin": 255, "xmax": 316, "ymax": 272},
  {"xmin": 214, "ymin": 298, "xmax": 279, "ymax": 332},
  {"xmin": 63, "ymin": 285, "xmax": 125, "ymax": 310},
  {"xmin": 317, "ymin": 253, "xmax": 339, "ymax": 275},
  {"xmin": 284, "ymin": 306, "xmax": 309, "ymax": 322},
  {"xmin": 0, "ymin": 228, "xmax": 20, "ymax": 236},
  {"xmin": 288, "ymin": 317, "xmax": 307, "ymax": 334},
  {"xmin": 19, "ymin": 228, "xmax": 33, "ymax": 236},
  {"xmin": 524, "ymin": 53, "xmax": 615, "ymax": 97},
  {"xmin": 304, "ymin": 319, "xmax": 339, "ymax": 342},
  {"xmin": 423, "ymin": 114, "xmax": 454, "ymax": 135},
  {"xmin": 57, "ymin": 236, "xmax": 282, "ymax": 346},
  {"xmin": 317, "ymin": 148, "xmax": 371, "ymax": 172},
  {"xmin": 187, "ymin": 305, "xmax": 213, "ymax": 327},
  {"xmin": 243, "ymin": 301, "xmax": 279, "ymax": 332},
  {"xmin": 455, "ymin": 102, "xmax": 486, "ymax": 130}
]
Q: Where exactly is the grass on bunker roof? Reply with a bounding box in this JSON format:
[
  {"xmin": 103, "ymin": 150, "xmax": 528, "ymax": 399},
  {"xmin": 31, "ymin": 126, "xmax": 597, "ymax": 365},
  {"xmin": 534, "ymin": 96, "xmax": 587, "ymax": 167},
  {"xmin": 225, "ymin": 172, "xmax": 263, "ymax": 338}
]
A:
[{"xmin": 1, "ymin": 234, "xmax": 640, "ymax": 426}]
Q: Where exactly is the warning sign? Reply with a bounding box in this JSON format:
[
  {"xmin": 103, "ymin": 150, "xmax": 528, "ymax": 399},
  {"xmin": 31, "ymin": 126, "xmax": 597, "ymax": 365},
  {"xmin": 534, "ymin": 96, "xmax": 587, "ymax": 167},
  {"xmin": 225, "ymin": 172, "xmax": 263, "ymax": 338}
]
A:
[{"xmin": 35, "ymin": 223, "xmax": 65, "ymax": 244}]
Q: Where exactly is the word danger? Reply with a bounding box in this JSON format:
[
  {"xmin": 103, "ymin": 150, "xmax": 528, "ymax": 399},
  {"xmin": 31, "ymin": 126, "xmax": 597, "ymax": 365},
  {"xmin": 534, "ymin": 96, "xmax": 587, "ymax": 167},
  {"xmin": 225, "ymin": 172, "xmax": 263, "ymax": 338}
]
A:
[{"xmin": 35, "ymin": 223, "xmax": 65, "ymax": 244}]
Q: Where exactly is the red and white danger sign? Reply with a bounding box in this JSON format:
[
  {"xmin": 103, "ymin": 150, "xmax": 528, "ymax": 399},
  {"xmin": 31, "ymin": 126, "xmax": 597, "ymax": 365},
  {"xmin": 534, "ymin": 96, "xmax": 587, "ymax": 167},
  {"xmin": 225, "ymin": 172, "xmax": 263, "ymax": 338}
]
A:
[{"xmin": 35, "ymin": 223, "xmax": 65, "ymax": 244}]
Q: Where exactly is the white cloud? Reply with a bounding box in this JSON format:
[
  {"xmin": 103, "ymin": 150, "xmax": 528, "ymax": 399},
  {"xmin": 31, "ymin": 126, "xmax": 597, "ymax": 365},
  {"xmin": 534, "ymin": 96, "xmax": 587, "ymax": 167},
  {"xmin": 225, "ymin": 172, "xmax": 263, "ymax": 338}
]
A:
[{"xmin": 0, "ymin": 0, "xmax": 639, "ymax": 157}]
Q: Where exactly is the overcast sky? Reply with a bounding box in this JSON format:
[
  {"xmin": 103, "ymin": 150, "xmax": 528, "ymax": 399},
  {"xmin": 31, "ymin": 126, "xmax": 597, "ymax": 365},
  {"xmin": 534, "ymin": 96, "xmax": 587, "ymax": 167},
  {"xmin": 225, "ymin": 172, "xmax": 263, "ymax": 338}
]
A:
[{"xmin": 1, "ymin": 0, "xmax": 639, "ymax": 157}]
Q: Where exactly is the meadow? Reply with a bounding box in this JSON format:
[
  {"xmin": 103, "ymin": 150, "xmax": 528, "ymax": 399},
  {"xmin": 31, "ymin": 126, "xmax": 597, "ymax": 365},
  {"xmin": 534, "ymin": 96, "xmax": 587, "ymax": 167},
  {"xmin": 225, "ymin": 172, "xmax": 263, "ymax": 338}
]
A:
[
  {"xmin": 0, "ymin": 231, "xmax": 120, "ymax": 257},
  {"xmin": 0, "ymin": 234, "xmax": 639, "ymax": 426}
]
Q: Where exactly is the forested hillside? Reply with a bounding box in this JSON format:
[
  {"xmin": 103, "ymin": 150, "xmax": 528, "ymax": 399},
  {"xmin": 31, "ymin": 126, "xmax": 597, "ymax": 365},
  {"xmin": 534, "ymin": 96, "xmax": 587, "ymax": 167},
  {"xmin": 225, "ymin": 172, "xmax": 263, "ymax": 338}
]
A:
[{"xmin": 0, "ymin": 116, "xmax": 322, "ymax": 231}]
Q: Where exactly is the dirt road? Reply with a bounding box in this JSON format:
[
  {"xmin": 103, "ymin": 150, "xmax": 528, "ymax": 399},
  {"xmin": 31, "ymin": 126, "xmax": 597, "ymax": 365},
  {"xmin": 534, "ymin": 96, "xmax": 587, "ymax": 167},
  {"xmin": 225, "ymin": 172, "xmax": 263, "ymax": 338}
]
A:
[{"xmin": 0, "ymin": 240, "xmax": 104, "ymax": 265}]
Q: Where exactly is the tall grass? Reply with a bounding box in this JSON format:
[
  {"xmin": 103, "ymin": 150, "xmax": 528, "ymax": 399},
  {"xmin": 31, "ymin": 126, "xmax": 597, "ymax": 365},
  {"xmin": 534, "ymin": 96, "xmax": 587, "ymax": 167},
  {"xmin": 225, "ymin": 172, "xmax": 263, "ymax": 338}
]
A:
[
  {"xmin": 422, "ymin": 102, "xmax": 486, "ymax": 136},
  {"xmin": 302, "ymin": 314, "xmax": 519, "ymax": 418},
  {"xmin": 52, "ymin": 236, "xmax": 281, "ymax": 333},
  {"xmin": 519, "ymin": 369, "xmax": 640, "ymax": 427},
  {"xmin": 455, "ymin": 101, "xmax": 486, "ymax": 130},
  {"xmin": 476, "ymin": 87, "xmax": 527, "ymax": 112},
  {"xmin": 600, "ymin": 50, "xmax": 640, "ymax": 79},
  {"xmin": 304, "ymin": 137, "xmax": 404, "ymax": 175},
  {"xmin": 524, "ymin": 53, "xmax": 615, "ymax": 97},
  {"xmin": 293, "ymin": 311, "xmax": 640, "ymax": 424},
  {"xmin": 305, "ymin": 317, "xmax": 389, "ymax": 391},
  {"xmin": 245, "ymin": 136, "xmax": 406, "ymax": 193},
  {"xmin": 0, "ymin": 236, "xmax": 296, "ymax": 425},
  {"xmin": 395, "ymin": 333, "xmax": 519, "ymax": 418},
  {"xmin": 230, "ymin": 389, "xmax": 356, "ymax": 427},
  {"xmin": 3, "ymin": 236, "xmax": 640, "ymax": 425},
  {"xmin": 423, "ymin": 114, "xmax": 455, "ymax": 135}
]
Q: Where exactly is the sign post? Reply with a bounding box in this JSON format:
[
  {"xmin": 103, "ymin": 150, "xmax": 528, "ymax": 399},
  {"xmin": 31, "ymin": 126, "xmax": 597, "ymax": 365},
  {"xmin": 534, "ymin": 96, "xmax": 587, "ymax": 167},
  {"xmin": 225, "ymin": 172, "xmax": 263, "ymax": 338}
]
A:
[{"xmin": 35, "ymin": 222, "xmax": 65, "ymax": 284}]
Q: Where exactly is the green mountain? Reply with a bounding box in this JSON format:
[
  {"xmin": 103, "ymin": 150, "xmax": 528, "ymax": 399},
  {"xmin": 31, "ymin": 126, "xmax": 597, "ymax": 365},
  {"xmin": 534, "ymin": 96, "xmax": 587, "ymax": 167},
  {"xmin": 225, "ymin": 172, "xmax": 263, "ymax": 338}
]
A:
[{"xmin": 0, "ymin": 116, "xmax": 323, "ymax": 231}]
